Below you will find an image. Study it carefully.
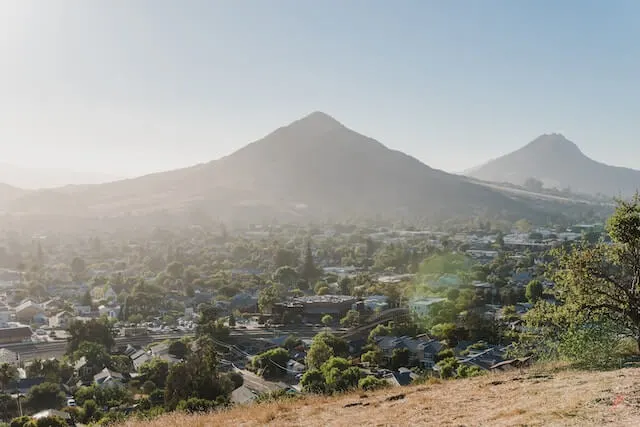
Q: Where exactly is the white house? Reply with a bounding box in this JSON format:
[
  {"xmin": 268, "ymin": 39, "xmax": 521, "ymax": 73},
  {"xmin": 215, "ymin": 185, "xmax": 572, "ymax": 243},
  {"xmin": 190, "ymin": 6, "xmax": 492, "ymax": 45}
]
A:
[
  {"xmin": 94, "ymin": 368, "xmax": 125, "ymax": 388},
  {"xmin": 33, "ymin": 313, "xmax": 48, "ymax": 325},
  {"xmin": 98, "ymin": 305, "xmax": 120, "ymax": 319},
  {"xmin": 15, "ymin": 301, "xmax": 43, "ymax": 323},
  {"xmin": 49, "ymin": 311, "xmax": 75, "ymax": 329}
]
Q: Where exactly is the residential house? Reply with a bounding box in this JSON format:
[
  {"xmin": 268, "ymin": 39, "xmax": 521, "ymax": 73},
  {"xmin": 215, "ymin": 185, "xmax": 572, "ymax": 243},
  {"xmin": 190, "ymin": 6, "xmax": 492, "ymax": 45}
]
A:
[
  {"xmin": 74, "ymin": 356, "xmax": 104, "ymax": 379},
  {"xmin": 73, "ymin": 305, "xmax": 92, "ymax": 316},
  {"xmin": 0, "ymin": 304, "xmax": 12, "ymax": 327},
  {"xmin": 49, "ymin": 311, "xmax": 75, "ymax": 329},
  {"xmin": 91, "ymin": 286, "xmax": 117, "ymax": 302},
  {"xmin": 9, "ymin": 378, "xmax": 46, "ymax": 396},
  {"xmin": 511, "ymin": 270, "xmax": 534, "ymax": 286},
  {"xmin": 460, "ymin": 346, "xmax": 507, "ymax": 371},
  {"xmin": 375, "ymin": 335, "xmax": 443, "ymax": 369},
  {"xmin": 98, "ymin": 305, "xmax": 120, "ymax": 319},
  {"xmin": 157, "ymin": 354, "xmax": 181, "ymax": 366},
  {"xmin": 130, "ymin": 350, "xmax": 152, "ymax": 371},
  {"xmin": 94, "ymin": 368, "xmax": 125, "ymax": 388},
  {"xmin": 40, "ymin": 299, "xmax": 64, "ymax": 315},
  {"xmin": 0, "ymin": 326, "xmax": 32, "ymax": 344},
  {"xmin": 184, "ymin": 307, "xmax": 195, "ymax": 319},
  {"xmin": 383, "ymin": 367, "xmax": 418, "ymax": 387},
  {"xmin": 33, "ymin": 312, "xmax": 48, "ymax": 325},
  {"xmin": 15, "ymin": 301, "xmax": 44, "ymax": 323}
]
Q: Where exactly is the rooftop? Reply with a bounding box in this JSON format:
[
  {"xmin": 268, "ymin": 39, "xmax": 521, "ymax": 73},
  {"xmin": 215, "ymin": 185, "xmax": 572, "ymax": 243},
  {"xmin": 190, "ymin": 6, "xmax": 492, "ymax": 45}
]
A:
[
  {"xmin": 410, "ymin": 297, "xmax": 447, "ymax": 307},
  {"xmin": 293, "ymin": 295, "xmax": 357, "ymax": 304}
]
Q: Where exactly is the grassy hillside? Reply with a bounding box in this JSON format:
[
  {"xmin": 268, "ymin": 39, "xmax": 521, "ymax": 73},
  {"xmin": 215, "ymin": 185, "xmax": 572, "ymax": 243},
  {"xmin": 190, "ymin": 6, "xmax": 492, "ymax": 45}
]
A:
[{"xmin": 121, "ymin": 367, "xmax": 640, "ymax": 427}]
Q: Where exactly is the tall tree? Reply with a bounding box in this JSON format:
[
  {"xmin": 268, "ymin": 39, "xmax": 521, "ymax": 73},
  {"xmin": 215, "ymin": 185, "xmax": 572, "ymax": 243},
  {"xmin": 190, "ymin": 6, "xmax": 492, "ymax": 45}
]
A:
[
  {"xmin": 196, "ymin": 306, "xmax": 229, "ymax": 341},
  {"xmin": 300, "ymin": 240, "xmax": 319, "ymax": 282},
  {"xmin": 81, "ymin": 290, "xmax": 93, "ymax": 308},
  {"xmin": 67, "ymin": 319, "xmax": 115, "ymax": 353},
  {"xmin": 71, "ymin": 257, "xmax": 86, "ymax": 280},
  {"xmin": 36, "ymin": 241, "xmax": 44, "ymax": 266},
  {"xmin": 547, "ymin": 195, "xmax": 640, "ymax": 348},
  {"xmin": 525, "ymin": 279, "xmax": 544, "ymax": 303},
  {"xmin": 0, "ymin": 363, "xmax": 18, "ymax": 393}
]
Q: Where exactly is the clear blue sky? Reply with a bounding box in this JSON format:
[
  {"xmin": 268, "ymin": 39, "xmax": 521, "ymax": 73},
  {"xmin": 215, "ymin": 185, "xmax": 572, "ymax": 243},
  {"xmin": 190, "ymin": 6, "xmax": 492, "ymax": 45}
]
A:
[{"xmin": 1, "ymin": 0, "xmax": 639, "ymax": 177}]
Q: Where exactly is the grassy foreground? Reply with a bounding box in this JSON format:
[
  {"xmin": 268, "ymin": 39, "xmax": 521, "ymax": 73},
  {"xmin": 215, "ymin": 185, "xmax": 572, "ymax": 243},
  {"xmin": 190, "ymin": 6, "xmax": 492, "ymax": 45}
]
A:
[{"xmin": 121, "ymin": 367, "xmax": 640, "ymax": 426}]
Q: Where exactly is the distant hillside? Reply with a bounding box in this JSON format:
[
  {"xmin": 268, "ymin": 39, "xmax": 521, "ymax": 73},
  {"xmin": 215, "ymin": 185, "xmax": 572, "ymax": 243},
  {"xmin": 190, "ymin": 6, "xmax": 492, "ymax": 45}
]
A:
[
  {"xmin": 0, "ymin": 183, "xmax": 27, "ymax": 205},
  {"xmin": 467, "ymin": 134, "xmax": 640, "ymax": 196},
  {"xmin": 4, "ymin": 112, "xmax": 542, "ymax": 225},
  {"xmin": 0, "ymin": 162, "xmax": 120, "ymax": 189},
  {"xmin": 119, "ymin": 367, "xmax": 640, "ymax": 427}
]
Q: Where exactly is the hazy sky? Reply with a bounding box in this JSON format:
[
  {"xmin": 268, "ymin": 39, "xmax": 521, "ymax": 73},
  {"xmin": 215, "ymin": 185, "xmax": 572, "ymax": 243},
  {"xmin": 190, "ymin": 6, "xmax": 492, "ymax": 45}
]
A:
[{"xmin": 2, "ymin": 0, "xmax": 640, "ymax": 178}]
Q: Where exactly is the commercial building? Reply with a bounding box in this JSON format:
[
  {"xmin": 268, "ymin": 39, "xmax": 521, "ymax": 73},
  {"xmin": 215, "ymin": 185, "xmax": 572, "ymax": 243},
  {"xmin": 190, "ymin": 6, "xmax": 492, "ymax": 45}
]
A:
[{"xmin": 273, "ymin": 295, "xmax": 358, "ymax": 323}]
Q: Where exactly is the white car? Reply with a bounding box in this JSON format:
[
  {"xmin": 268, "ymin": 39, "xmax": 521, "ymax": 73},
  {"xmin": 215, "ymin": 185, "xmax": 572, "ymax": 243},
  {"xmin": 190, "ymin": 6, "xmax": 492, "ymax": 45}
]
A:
[{"xmin": 67, "ymin": 398, "xmax": 76, "ymax": 407}]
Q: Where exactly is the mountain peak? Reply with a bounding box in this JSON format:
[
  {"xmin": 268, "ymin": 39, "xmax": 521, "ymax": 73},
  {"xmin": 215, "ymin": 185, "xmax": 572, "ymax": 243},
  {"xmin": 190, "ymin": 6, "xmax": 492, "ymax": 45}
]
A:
[
  {"xmin": 286, "ymin": 111, "xmax": 344, "ymax": 133},
  {"xmin": 467, "ymin": 132, "xmax": 640, "ymax": 196},
  {"xmin": 525, "ymin": 133, "xmax": 583, "ymax": 156}
]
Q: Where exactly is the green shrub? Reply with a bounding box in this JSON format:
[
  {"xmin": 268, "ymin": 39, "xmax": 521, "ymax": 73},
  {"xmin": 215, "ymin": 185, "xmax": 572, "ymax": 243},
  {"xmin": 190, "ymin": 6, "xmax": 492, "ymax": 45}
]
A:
[
  {"xmin": 10, "ymin": 417, "xmax": 32, "ymax": 427},
  {"xmin": 358, "ymin": 376, "xmax": 388, "ymax": 391},
  {"xmin": 142, "ymin": 380, "xmax": 157, "ymax": 394},
  {"xmin": 176, "ymin": 398, "xmax": 216, "ymax": 413},
  {"xmin": 35, "ymin": 417, "xmax": 67, "ymax": 427}
]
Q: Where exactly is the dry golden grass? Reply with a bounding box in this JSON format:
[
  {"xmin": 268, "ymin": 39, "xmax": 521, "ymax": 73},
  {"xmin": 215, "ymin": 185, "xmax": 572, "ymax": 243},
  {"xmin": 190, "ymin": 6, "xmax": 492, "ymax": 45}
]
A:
[{"xmin": 121, "ymin": 367, "xmax": 640, "ymax": 427}]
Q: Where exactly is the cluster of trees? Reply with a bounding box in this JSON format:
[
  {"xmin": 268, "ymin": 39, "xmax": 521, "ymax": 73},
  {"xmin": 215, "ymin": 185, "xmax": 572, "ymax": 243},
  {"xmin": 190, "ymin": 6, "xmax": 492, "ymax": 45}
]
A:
[{"xmin": 514, "ymin": 197, "xmax": 640, "ymax": 369}]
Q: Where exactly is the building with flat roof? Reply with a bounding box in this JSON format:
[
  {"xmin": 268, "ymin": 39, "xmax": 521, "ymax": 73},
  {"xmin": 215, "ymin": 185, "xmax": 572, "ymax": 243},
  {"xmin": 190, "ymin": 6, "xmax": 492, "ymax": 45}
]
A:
[
  {"xmin": 0, "ymin": 326, "xmax": 32, "ymax": 344},
  {"xmin": 273, "ymin": 295, "xmax": 358, "ymax": 323}
]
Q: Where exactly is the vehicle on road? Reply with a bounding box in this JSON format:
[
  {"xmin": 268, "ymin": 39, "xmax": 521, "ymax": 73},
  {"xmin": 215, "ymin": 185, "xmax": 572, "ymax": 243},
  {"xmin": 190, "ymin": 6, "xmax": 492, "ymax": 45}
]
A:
[{"xmin": 67, "ymin": 398, "xmax": 76, "ymax": 407}]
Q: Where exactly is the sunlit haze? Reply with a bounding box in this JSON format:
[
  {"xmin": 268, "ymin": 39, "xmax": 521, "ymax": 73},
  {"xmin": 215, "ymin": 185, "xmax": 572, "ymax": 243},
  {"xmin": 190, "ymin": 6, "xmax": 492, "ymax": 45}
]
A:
[{"xmin": 2, "ymin": 0, "xmax": 640, "ymax": 180}]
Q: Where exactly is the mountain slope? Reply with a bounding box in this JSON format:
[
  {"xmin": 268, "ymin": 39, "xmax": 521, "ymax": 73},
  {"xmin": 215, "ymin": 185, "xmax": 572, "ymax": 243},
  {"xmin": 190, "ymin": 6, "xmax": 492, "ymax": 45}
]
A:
[
  {"xmin": 0, "ymin": 162, "xmax": 120, "ymax": 189},
  {"xmin": 0, "ymin": 183, "xmax": 27, "ymax": 205},
  {"xmin": 468, "ymin": 134, "xmax": 640, "ymax": 196},
  {"xmin": 5, "ymin": 112, "xmax": 542, "ymax": 224}
]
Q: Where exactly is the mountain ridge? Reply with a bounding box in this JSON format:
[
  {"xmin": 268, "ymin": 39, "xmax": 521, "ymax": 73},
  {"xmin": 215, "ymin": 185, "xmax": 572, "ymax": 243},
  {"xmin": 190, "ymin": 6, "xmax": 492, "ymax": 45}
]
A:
[
  {"xmin": 2, "ymin": 112, "xmax": 540, "ymax": 225},
  {"xmin": 0, "ymin": 162, "xmax": 121, "ymax": 189}
]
